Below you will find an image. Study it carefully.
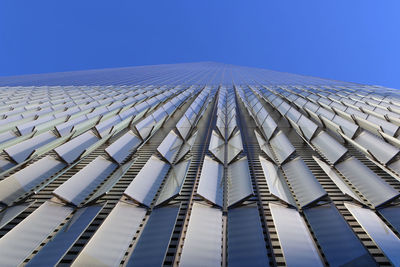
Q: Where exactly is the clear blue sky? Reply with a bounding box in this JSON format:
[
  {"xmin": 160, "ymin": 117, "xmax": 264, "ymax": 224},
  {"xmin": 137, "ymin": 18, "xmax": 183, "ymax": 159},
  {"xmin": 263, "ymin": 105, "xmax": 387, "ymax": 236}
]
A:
[{"xmin": 1, "ymin": 1, "xmax": 399, "ymax": 88}]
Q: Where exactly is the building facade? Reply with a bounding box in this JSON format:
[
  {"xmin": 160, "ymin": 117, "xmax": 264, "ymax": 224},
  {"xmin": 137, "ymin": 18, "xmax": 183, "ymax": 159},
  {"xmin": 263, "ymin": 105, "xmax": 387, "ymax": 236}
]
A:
[{"xmin": 0, "ymin": 62, "xmax": 399, "ymax": 266}]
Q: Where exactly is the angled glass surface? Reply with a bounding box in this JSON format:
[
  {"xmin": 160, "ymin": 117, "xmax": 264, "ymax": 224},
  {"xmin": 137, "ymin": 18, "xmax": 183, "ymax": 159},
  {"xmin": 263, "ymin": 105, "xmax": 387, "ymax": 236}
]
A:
[
  {"xmin": 27, "ymin": 204, "xmax": 104, "ymax": 267},
  {"xmin": 345, "ymin": 203, "xmax": 400, "ymax": 266},
  {"xmin": 282, "ymin": 157, "xmax": 326, "ymax": 208},
  {"xmin": 196, "ymin": 156, "xmax": 224, "ymax": 207},
  {"xmin": 0, "ymin": 201, "xmax": 73, "ymax": 266},
  {"xmin": 53, "ymin": 156, "xmax": 117, "ymax": 206},
  {"xmin": 227, "ymin": 157, "xmax": 253, "ymax": 207},
  {"xmin": 227, "ymin": 205, "xmax": 270, "ymax": 267},
  {"xmin": 379, "ymin": 206, "xmax": 400, "ymax": 235},
  {"xmin": 54, "ymin": 131, "xmax": 99, "ymax": 164},
  {"xmin": 311, "ymin": 131, "xmax": 347, "ymax": 165},
  {"xmin": 72, "ymin": 201, "xmax": 146, "ymax": 267},
  {"xmin": 259, "ymin": 156, "xmax": 296, "ymax": 206},
  {"xmin": 0, "ymin": 156, "xmax": 66, "ymax": 206},
  {"xmin": 313, "ymin": 156, "xmax": 363, "ymax": 203},
  {"xmin": 4, "ymin": 131, "xmax": 58, "ymax": 163},
  {"xmin": 270, "ymin": 131, "xmax": 295, "ymax": 164},
  {"xmin": 354, "ymin": 131, "xmax": 399, "ymax": 165},
  {"xmin": 269, "ymin": 203, "xmax": 324, "ymax": 267},
  {"xmin": 156, "ymin": 158, "xmax": 191, "ymax": 206},
  {"xmin": 105, "ymin": 131, "xmax": 141, "ymax": 164},
  {"xmin": 126, "ymin": 204, "xmax": 180, "ymax": 267},
  {"xmin": 175, "ymin": 131, "xmax": 197, "ymax": 163},
  {"xmin": 124, "ymin": 155, "xmax": 170, "ymax": 207},
  {"xmin": 297, "ymin": 115, "xmax": 318, "ymax": 140},
  {"xmin": 179, "ymin": 202, "xmax": 222, "ymax": 267},
  {"xmin": 208, "ymin": 130, "xmax": 225, "ymax": 163},
  {"xmin": 0, "ymin": 201, "xmax": 34, "ymax": 229},
  {"xmin": 304, "ymin": 203, "xmax": 376, "ymax": 267},
  {"xmin": 336, "ymin": 157, "xmax": 399, "ymax": 207},
  {"xmin": 227, "ymin": 131, "xmax": 243, "ymax": 163},
  {"xmin": 157, "ymin": 130, "xmax": 183, "ymax": 164}
]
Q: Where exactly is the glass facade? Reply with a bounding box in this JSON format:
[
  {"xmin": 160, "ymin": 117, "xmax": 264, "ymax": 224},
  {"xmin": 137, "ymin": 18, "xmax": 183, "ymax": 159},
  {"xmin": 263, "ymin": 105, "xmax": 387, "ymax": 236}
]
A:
[{"xmin": 0, "ymin": 62, "xmax": 399, "ymax": 266}]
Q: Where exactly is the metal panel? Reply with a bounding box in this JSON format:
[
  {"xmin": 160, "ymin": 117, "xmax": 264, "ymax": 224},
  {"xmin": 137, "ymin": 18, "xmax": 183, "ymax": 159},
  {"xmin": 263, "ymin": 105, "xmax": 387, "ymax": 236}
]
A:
[
  {"xmin": 124, "ymin": 155, "xmax": 170, "ymax": 207},
  {"xmin": 196, "ymin": 156, "xmax": 224, "ymax": 207},
  {"xmin": 105, "ymin": 131, "xmax": 141, "ymax": 164},
  {"xmin": 259, "ymin": 156, "xmax": 296, "ymax": 206},
  {"xmin": 4, "ymin": 131, "xmax": 58, "ymax": 163},
  {"xmin": 72, "ymin": 201, "xmax": 146, "ymax": 267},
  {"xmin": 227, "ymin": 157, "xmax": 253, "ymax": 207},
  {"xmin": 227, "ymin": 205, "xmax": 270, "ymax": 267},
  {"xmin": 0, "ymin": 156, "xmax": 66, "ymax": 205},
  {"xmin": 311, "ymin": 131, "xmax": 347, "ymax": 164},
  {"xmin": 156, "ymin": 158, "xmax": 191, "ymax": 206},
  {"xmin": 179, "ymin": 203, "xmax": 222, "ymax": 267},
  {"xmin": 313, "ymin": 156, "xmax": 363, "ymax": 203},
  {"xmin": 208, "ymin": 130, "xmax": 225, "ymax": 163},
  {"xmin": 126, "ymin": 205, "xmax": 180, "ymax": 267},
  {"xmin": 304, "ymin": 203, "xmax": 376, "ymax": 267},
  {"xmin": 157, "ymin": 130, "xmax": 183, "ymax": 164},
  {"xmin": 269, "ymin": 203, "xmax": 324, "ymax": 267},
  {"xmin": 336, "ymin": 157, "xmax": 399, "ymax": 207},
  {"xmin": 53, "ymin": 156, "xmax": 117, "ymax": 206},
  {"xmin": 354, "ymin": 131, "xmax": 399, "ymax": 165},
  {"xmin": 345, "ymin": 203, "xmax": 400, "ymax": 266},
  {"xmin": 0, "ymin": 201, "xmax": 73, "ymax": 266},
  {"xmin": 27, "ymin": 205, "xmax": 103, "ymax": 267},
  {"xmin": 54, "ymin": 131, "xmax": 99, "ymax": 164},
  {"xmin": 282, "ymin": 157, "xmax": 327, "ymax": 208},
  {"xmin": 0, "ymin": 201, "xmax": 34, "ymax": 229},
  {"xmin": 270, "ymin": 131, "xmax": 295, "ymax": 164}
]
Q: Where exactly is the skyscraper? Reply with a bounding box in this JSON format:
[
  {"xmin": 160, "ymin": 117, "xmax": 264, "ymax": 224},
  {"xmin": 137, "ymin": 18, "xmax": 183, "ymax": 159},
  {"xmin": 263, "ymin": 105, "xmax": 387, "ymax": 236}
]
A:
[{"xmin": 0, "ymin": 62, "xmax": 399, "ymax": 266}]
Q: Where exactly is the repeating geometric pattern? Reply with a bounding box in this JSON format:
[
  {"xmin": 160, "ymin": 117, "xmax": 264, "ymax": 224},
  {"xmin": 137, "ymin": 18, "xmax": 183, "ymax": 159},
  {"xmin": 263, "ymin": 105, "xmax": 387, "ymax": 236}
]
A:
[{"xmin": 0, "ymin": 62, "xmax": 399, "ymax": 266}]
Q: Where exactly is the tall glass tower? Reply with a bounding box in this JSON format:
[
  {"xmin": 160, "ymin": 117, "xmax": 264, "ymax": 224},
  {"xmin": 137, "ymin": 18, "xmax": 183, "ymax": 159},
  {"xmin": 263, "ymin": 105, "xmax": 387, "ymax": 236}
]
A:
[{"xmin": 0, "ymin": 62, "xmax": 399, "ymax": 266}]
